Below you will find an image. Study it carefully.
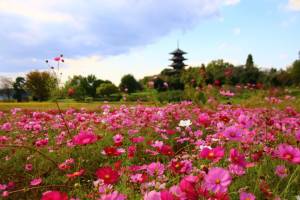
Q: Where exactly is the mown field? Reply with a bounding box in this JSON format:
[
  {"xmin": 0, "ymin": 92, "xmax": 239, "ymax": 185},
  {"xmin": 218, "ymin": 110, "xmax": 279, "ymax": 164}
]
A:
[{"xmin": 0, "ymin": 89, "xmax": 300, "ymax": 200}]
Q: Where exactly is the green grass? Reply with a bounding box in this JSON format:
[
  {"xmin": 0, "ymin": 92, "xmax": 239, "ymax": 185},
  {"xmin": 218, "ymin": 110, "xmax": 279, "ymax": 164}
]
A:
[{"xmin": 0, "ymin": 101, "xmax": 157, "ymax": 111}]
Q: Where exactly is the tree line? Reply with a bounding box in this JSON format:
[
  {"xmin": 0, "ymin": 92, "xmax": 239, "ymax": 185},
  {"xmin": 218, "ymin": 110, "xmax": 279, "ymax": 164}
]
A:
[{"xmin": 1, "ymin": 54, "xmax": 300, "ymax": 102}]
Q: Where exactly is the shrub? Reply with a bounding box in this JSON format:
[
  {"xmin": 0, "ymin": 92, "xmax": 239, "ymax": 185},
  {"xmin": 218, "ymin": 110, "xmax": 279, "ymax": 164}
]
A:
[
  {"xmin": 97, "ymin": 83, "xmax": 119, "ymax": 97},
  {"xmin": 127, "ymin": 93, "xmax": 151, "ymax": 102},
  {"xmin": 157, "ymin": 90, "xmax": 185, "ymax": 102}
]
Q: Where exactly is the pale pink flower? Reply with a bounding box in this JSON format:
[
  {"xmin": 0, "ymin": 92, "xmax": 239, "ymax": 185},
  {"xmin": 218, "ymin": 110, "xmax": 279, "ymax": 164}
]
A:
[
  {"xmin": 275, "ymin": 165, "xmax": 288, "ymax": 178},
  {"xmin": 30, "ymin": 178, "xmax": 42, "ymax": 186},
  {"xmin": 203, "ymin": 167, "xmax": 232, "ymax": 193},
  {"xmin": 147, "ymin": 162, "xmax": 165, "ymax": 176}
]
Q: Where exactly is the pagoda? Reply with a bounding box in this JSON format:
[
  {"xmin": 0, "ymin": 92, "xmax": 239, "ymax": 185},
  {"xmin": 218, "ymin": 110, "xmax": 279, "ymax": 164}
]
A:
[{"xmin": 169, "ymin": 48, "xmax": 187, "ymax": 71}]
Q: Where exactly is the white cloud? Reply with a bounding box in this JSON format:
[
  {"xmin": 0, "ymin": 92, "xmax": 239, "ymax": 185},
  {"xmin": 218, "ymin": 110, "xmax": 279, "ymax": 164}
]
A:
[
  {"xmin": 223, "ymin": 0, "xmax": 240, "ymax": 6},
  {"xmin": 287, "ymin": 0, "xmax": 300, "ymax": 11},
  {"xmin": 0, "ymin": 0, "xmax": 240, "ymax": 74},
  {"xmin": 233, "ymin": 27, "xmax": 241, "ymax": 35}
]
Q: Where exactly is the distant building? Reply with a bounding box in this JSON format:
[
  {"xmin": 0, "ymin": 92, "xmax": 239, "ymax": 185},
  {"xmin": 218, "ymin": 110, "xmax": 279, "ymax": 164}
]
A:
[{"xmin": 169, "ymin": 48, "xmax": 187, "ymax": 71}]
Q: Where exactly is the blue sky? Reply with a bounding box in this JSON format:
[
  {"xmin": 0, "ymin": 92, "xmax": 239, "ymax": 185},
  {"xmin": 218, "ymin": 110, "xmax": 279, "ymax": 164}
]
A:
[{"xmin": 0, "ymin": 0, "xmax": 299, "ymax": 83}]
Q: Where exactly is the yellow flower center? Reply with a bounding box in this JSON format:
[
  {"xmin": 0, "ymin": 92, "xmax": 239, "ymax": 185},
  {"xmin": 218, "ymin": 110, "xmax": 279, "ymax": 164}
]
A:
[
  {"xmin": 208, "ymin": 152, "xmax": 215, "ymax": 158},
  {"xmin": 215, "ymin": 178, "xmax": 221, "ymax": 184},
  {"xmin": 285, "ymin": 153, "xmax": 292, "ymax": 160}
]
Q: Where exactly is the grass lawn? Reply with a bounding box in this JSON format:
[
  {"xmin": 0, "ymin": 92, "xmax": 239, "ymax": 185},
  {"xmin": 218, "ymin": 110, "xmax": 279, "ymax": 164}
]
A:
[{"xmin": 0, "ymin": 101, "xmax": 157, "ymax": 111}]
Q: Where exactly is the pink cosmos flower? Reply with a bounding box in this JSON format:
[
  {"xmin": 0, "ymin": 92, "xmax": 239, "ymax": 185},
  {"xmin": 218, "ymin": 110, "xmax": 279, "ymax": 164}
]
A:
[
  {"xmin": 147, "ymin": 162, "xmax": 165, "ymax": 176},
  {"xmin": 179, "ymin": 176, "xmax": 199, "ymax": 199},
  {"xmin": 203, "ymin": 167, "xmax": 232, "ymax": 193},
  {"xmin": 41, "ymin": 190, "xmax": 68, "ymax": 200},
  {"xmin": 30, "ymin": 178, "xmax": 42, "ymax": 186},
  {"xmin": 100, "ymin": 191, "xmax": 126, "ymax": 200},
  {"xmin": 275, "ymin": 144, "xmax": 300, "ymax": 164},
  {"xmin": 2, "ymin": 191, "xmax": 9, "ymax": 197},
  {"xmin": 240, "ymin": 191, "xmax": 255, "ymax": 200},
  {"xmin": 228, "ymin": 164, "xmax": 245, "ymax": 176},
  {"xmin": 54, "ymin": 56, "xmax": 61, "ymax": 62},
  {"xmin": 275, "ymin": 165, "xmax": 288, "ymax": 178},
  {"xmin": 131, "ymin": 136, "xmax": 144, "ymax": 143},
  {"xmin": 35, "ymin": 138, "xmax": 49, "ymax": 147},
  {"xmin": 144, "ymin": 190, "xmax": 161, "ymax": 200},
  {"xmin": 72, "ymin": 130, "xmax": 97, "ymax": 146},
  {"xmin": 199, "ymin": 146, "xmax": 225, "ymax": 163},
  {"xmin": 229, "ymin": 148, "xmax": 247, "ymax": 167},
  {"xmin": 169, "ymin": 185, "xmax": 186, "ymax": 199},
  {"xmin": 113, "ymin": 134, "xmax": 123, "ymax": 145},
  {"xmin": 295, "ymin": 130, "xmax": 300, "ymax": 142},
  {"xmin": 1, "ymin": 122, "xmax": 12, "ymax": 132},
  {"xmin": 0, "ymin": 184, "xmax": 7, "ymax": 191},
  {"xmin": 128, "ymin": 145, "xmax": 136, "ymax": 158},
  {"xmin": 223, "ymin": 126, "xmax": 243, "ymax": 141},
  {"xmin": 0, "ymin": 136, "xmax": 8, "ymax": 143},
  {"xmin": 25, "ymin": 164, "xmax": 33, "ymax": 171},
  {"xmin": 66, "ymin": 169, "xmax": 85, "ymax": 179},
  {"xmin": 130, "ymin": 173, "xmax": 147, "ymax": 183},
  {"xmin": 160, "ymin": 190, "xmax": 174, "ymax": 200}
]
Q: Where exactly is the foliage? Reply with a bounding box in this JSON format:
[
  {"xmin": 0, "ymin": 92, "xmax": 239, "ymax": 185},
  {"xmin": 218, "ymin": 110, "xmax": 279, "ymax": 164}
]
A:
[
  {"xmin": 65, "ymin": 75, "xmax": 111, "ymax": 101},
  {"xmin": 96, "ymin": 83, "xmax": 119, "ymax": 97},
  {"xmin": 245, "ymin": 54, "xmax": 254, "ymax": 68},
  {"xmin": 12, "ymin": 77, "xmax": 27, "ymax": 102},
  {"xmin": 126, "ymin": 92, "xmax": 152, "ymax": 102},
  {"xmin": 119, "ymin": 74, "xmax": 142, "ymax": 93},
  {"xmin": 156, "ymin": 90, "xmax": 186, "ymax": 102},
  {"xmin": 290, "ymin": 60, "xmax": 300, "ymax": 85},
  {"xmin": 25, "ymin": 71, "xmax": 57, "ymax": 101},
  {"xmin": 205, "ymin": 59, "xmax": 231, "ymax": 85}
]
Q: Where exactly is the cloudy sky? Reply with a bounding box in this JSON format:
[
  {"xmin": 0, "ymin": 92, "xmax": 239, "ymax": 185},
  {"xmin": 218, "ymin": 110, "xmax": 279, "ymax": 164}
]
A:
[{"xmin": 0, "ymin": 0, "xmax": 300, "ymax": 83}]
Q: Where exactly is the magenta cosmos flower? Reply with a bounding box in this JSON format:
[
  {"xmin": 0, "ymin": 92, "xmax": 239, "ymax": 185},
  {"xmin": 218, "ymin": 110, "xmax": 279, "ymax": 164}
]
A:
[
  {"xmin": 199, "ymin": 146, "xmax": 225, "ymax": 163},
  {"xmin": 72, "ymin": 130, "xmax": 97, "ymax": 146},
  {"xmin": 203, "ymin": 167, "xmax": 232, "ymax": 193},
  {"xmin": 240, "ymin": 192, "xmax": 255, "ymax": 200},
  {"xmin": 41, "ymin": 190, "xmax": 68, "ymax": 200},
  {"xmin": 275, "ymin": 144, "xmax": 300, "ymax": 164}
]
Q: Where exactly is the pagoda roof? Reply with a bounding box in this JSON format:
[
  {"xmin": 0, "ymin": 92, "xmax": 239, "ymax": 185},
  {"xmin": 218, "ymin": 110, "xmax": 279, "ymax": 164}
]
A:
[
  {"xmin": 170, "ymin": 63, "xmax": 187, "ymax": 67},
  {"xmin": 169, "ymin": 55, "xmax": 187, "ymax": 61},
  {"xmin": 170, "ymin": 48, "xmax": 187, "ymax": 55}
]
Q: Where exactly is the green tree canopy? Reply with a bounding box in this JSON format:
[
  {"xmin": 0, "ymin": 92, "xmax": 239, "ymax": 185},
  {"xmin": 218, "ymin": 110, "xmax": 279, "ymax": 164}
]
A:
[
  {"xmin": 246, "ymin": 54, "xmax": 254, "ymax": 68},
  {"xmin": 97, "ymin": 83, "xmax": 119, "ymax": 97},
  {"xmin": 25, "ymin": 71, "xmax": 56, "ymax": 101},
  {"xmin": 13, "ymin": 77, "xmax": 26, "ymax": 102},
  {"xmin": 119, "ymin": 74, "xmax": 142, "ymax": 93}
]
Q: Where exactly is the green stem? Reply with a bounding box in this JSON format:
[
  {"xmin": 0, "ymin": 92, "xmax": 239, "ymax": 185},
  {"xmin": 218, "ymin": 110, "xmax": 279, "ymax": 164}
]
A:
[
  {"xmin": 281, "ymin": 165, "xmax": 300, "ymax": 198},
  {"xmin": 0, "ymin": 144, "xmax": 58, "ymax": 166}
]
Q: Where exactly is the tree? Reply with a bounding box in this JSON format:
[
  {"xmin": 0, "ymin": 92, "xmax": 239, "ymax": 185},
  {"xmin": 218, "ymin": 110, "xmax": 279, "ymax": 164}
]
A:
[
  {"xmin": 290, "ymin": 60, "xmax": 300, "ymax": 85},
  {"xmin": 65, "ymin": 75, "xmax": 111, "ymax": 100},
  {"xmin": 246, "ymin": 54, "xmax": 254, "ymax": 68},
  {"xmin": 13, "ymin": 77, "xmax": 26, "ymax": 102},
  {"xmin": 96, "ymin": 83, "xmax": 119, "ymax": 97},
  {"xmin": 119, "ymin": 74, "xmax": 142, "ymax": 93},
  {"xmin": 0, "ymin": 76, "xmax": 13, "ymax": 100},
  {"xmin": 205, "ymin": 59, "xmax": 231, "ymax": 85},
  {"xmin": 25, "ymin": 71, "xmax": 57, "ymax": 101}
]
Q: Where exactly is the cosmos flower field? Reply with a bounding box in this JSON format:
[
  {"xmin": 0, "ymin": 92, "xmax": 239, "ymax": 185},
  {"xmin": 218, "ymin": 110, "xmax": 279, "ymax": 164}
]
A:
[{"xmin": 0, "ymin": 102, "xmax": 300, "ymax": 199}]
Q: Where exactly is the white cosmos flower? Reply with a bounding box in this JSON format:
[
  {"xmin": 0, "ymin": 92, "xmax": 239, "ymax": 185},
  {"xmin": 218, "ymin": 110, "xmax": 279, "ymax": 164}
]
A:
[{"xmin": 178, "ymin": 119, "xmax": 192, "ymax": 127}]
